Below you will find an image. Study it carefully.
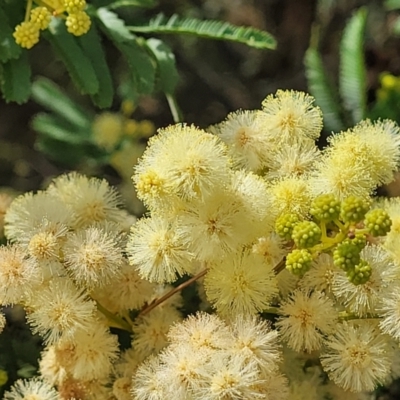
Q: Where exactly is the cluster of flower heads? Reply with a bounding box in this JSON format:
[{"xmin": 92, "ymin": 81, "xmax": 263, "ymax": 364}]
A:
[
  {"xmin": 127, "ymin": 89, "xmax": 400, "ymax": 397},
  {"xmin": 3, "ymin": 89, "xmax": 400, "ymax": 399},
  {"xmin": 0, "ymin": 172, "xmax": 186, "ymax": 399},
  {"xmin": 13, "ymin": 0, "xmax": 91, "ymax": 49}
]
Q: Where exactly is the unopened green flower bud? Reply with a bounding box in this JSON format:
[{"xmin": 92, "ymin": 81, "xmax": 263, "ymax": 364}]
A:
[
  {"xmin": 292, "ymin": 221, "xmax": 322, "ymax": 249},
  {"xmin": 310, "ymin": 194, "xmax": 341, "ymax": 222},
  {"xmin": 340, "ymin": 196, "xmax": 370, "ymax": 224},
  {"xmin": 286, "ymin": 249, "xmax": 313, "ymax": 276},
  {"xmin": 275, "ymin": 213, "xmax": 300, "ymax": 241},
  {"xmin": 346, "ymin": 259, "xmax": 372, "ymax": 285},
  {"xmin": 364, "ymin": 209, "xmax": 392, "ymax": 237}
]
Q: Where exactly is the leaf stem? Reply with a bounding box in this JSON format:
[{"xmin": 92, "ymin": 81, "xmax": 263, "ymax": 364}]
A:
[
  {"xmin": 138, "ymin": 268, "xmax": 208, "ymax": 317},
  {"xmin": 166, "ymin": 93, "xmax": 182, "ymax": 123},
  {"xmin": 25, "ymin": 0, "xmax": 33, "ymax": 22},
  {"xmin": 273, "ymin": 257, "xmax": 286, "ymax": 275}
]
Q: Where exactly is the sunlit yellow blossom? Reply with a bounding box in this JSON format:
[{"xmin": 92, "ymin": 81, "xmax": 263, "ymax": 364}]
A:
[
  {"xmin": 63, "ymin": 223, "xmax": 124, "ymax": 289},
  {"xmin": 27, "ymin": 277, "xmax": 98, "ymax": 344},
  {"xmin": 47, "ymin": 172, "xmax": 123, "ymax": 228},
  {"xmin": 268, "ymin": 175, "xmax": 311, "ymax": 219},
  {"xmin": 210, "ymin": 110, "xmax": 270, "ymax": 171},
  {"xmin": 204, "ymin": 251, "xmax": 278, "ymax": 316},
  {"xmin": 127, "ymin": 215, "xmax": 194, "ymax": 283},
  {"xmin": 258, "ymin": 89, "xmax": 323, "ymax": 143},
  {"xmin": 3, "ymin": 377, "xmax": 59, "ymax": 400}
]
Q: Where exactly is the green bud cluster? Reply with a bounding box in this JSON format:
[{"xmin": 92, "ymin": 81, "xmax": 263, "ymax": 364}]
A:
[
  {"xmin": 275, "ymin": 213, "xmax": 300, "ymax": 241},
  {"xmin": 292, "ymin": 221, "xmax": 322, "ymax": 249},
  {"xmin": 346, "ymin": 260, "xmax": 372, "ymax": 285},
  {"xmin": 340, "ymin": 196, "xmax": 370, "ymax": 224},
  {"xmin": 310, "ymin": 194, "xmax": 341, "ymax": 222},
  {"xmin": 285, "ymin": 249, "xmax": 313, "ymax": 276},
  {"xmin": 364, "ymin": 209, "xmax": 392, "ymax": 237},
  {"xmin": 333, "ymin": 240, "xmax": 361, "ymax": 271},
  {"xmin": 347, "ymin": 232, "xmax": 367, "ymax": 251},
  {"xmin": 275, "ymin": 194, "xmax": 392, "ymax": 286}
]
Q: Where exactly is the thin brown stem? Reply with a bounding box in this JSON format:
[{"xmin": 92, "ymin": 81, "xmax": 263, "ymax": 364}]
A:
[
  {"xmin": 138, "ymin": 268, "xmax": 208, "ymax": 317},
  {"xmin": 273, "ymin": 257, "xmax": 286, "ymax": 275}
]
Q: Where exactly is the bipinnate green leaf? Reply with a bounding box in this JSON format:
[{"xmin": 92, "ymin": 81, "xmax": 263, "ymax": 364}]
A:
[
  {"xmin": 128, "ymin": 13, "xmax": 277, "ymax": 50},
  {"xmin": 384, "ymin": 0, "xmax": 400, "ymax": 11},
  {"xmin": 0, "ymin": 51, "xmax": 31, "ymax": 104},
  {"xmin": 31, "ymin": 77, "xmax": 92, "ymax": 129},
  {"xmin": 96, "ymin": 8, "xmax": 155, "ymax": 95},
  {"xmin": 45, "ymin": 18, "xmax": 99, "ymax": 95},
  {"xmin": 339, "ymin": 7, "xmax": 367, "ymax": 124},
  {"xmin": 32, "ymin": 113, "xmax": 92, "ymax": 145},
  {"xmin": 108, "ymin": 0, "xmax": 158, "ymax": 9},
  {"xmin": 78, "ymin": 24, "xmax": 114, "ymax": 108},
  {"xmin": 145, "ymin": 38, "xmax": 178, "ymax": 94},
  {"xmin": 0, "ymin": 8, "xmax": 22, "ymax": 62},
  {"xmin": 304, "ymin": 47, "xmax": 344, "ymax": 132}
]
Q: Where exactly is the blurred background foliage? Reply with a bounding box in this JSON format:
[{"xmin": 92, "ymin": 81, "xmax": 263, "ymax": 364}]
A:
[{"xmin": 2, "ymin": 0, "xmax": 400, "ymax": 397}]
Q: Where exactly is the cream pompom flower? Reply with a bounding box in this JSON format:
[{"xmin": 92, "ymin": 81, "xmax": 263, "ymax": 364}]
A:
[
  {"xmin": 47, "ymin": 172, "xmax": 123, "ymax": 229},
  {"xmin": 63, "ymin": 223, "xmax": 124, "ymax": 289},
  {"xmin": 3, "ymin": 377, "xmax": 59, "ymax": 400},
  {"xmin": 61, "ymin": 325, "xmax": 119, "ymax": 381},
  {"xmin": 231, "ymin": 170, "xmax": 273, "ymax": 235},
  {"xmin": 193, "ymin": 353, "xmax": 265, "ymax": 400},
  {"xmin": 330, "ymin": 119, "xmax": 400, "ymax": 186},
  {"xmin": 132, "ymin": 355, "xmax": 169, "ymax": 400},
  {"xmin": 132, "ymin": 307, "xmax": 182, "ymax": 359},
  {"xmin": 229, "ymin": 314, "xmax": 281, "ymax": 374},
  {"xmin": 301, "ymin": 253, "xmax": 339, "ymax": 294},
  {"xmin": 210, "ymin": 110, "xmax": 270, "ymax": 171},
  {"xmin": 310, "ymin": 119, "xmax": 400, "ymax": 199},
  {"xmin": 92, "ymin": 260, "xmax": 155, "ymax": 313},
  {"xmin": 265, "ymin": 141, "xmax": 320, "ymax": 181},
  {"xmin": 27, "ymin": 277, "xmax": 98, "ymax": 344},
  {"xmin": 379, "ymin": 284, "xmax": 400, "ymax": 341},
  {"xmin": 258, "ymin": 89, "xmax": 323, "ymax": 144},
  {"xmin": 167, "ymin": 312, "xmax": 233, "ymax": 352},
  {"xmin": 277, "ymin": 289, "xmax": 337, "ymax": 353},
  {"xmin": 321, "ymin": 321, "xmax": 392, "ymax": 392},
  {"xmin": 310, "ymin": 155, "xmax": 374, "ymax": 200},
  {"xmin": 0, "ymin": 244, "xmax": 41, "ymax": 305},
  {"xmin": 204, "ymin": 250, "xmax": 278, "ymax": 316},
  {"xmin": 4, "ymin": 191, "xmax": 71, "ymax": 244},
  {"xmin": 268, "ymin": 175, "xmax": 312, "ymax": 219},
  {"xmin": 126, "ymin": 215, "xmax": 194, "ymax": 283},
  {"xmin": 177, "ymin": 189, "xmax": 253, "ymax": 262},
  {"xmin": 134, "ymin": 124, "xmax": 231, "ymax": 203}
]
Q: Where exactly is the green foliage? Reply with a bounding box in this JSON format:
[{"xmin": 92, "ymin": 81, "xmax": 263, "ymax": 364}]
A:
[
  {"xmin": 78, "ymin": 24, "xmax": 114, "ymax": 108},
  {"xmin": 304, "ymin": 8, "xmax": 368, "ymax": 129},
  {"xmin": 384, "ymin": 0, "xmax": 400, "ymax": 11},
  {"xmin": 31, "ymin": 78, "xmax": 108, "ymax": 167},
  {"xmin": 0, "ymin": 8, "xmax": 21, "ymax": 62},
  {"xmin": 31, "ymin": 77, "xmax": 93, "ymax": 129},
  {"xmin": 107, "ymin": 0, "xmax": 158, "ymax": 9},
  {"xmin": 339, "ymin": 7, "xmax": 367, "ymax": 123},
  {"xmin": 129, "ymin": 13, "xmax": 277, "ymax": 50},
  {"xmin": 46, "ymin": 18, "xmax": 100, "ymax": 96},
  {"xmin": 0, "ymin": 51, "xmax": 31, "ymax": 104},
  {"xmin": 304, "ymin": 47, "xmax": 344, "ymax": 132},
  {"xmin": 0, "ymin": 0, "xmax": 276, "ymax": 109}
]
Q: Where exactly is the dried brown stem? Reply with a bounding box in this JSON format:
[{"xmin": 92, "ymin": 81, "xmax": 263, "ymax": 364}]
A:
[
  {"xmin": 138, "ymin": 268, "xmax": 208, "ymax": 317},
  {"xmin": 273, "ymin": 257, "xmax": 286, "ymax": 275}
]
